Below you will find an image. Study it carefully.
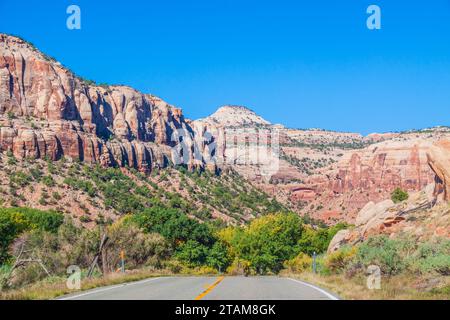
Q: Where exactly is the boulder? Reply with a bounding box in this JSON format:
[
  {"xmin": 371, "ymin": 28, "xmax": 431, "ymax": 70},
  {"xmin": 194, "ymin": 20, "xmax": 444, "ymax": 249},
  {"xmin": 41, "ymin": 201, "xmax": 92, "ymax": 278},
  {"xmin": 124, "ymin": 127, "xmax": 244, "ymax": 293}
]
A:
[
  {"xmin": 427, "ymin": 139, "xmax": 450, "ymax": 201},
  {"xmin": 355, "ymin": 199, "xmax": 394, "ymax": 227},
  {"xmin": 327, "ymin": 229, "xmax": 351, "ymax": 253}
]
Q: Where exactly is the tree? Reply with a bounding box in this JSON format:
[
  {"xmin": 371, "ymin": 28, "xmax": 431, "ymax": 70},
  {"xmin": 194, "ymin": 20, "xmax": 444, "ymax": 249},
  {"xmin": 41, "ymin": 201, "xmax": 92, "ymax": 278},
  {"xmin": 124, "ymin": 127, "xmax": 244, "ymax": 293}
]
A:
[
  {"xmin": 175, "ymin": 240, "xmax": 208, "ymax": 267},
  {"xmin": 0, "ymin": 208, "xmax": 63, "ymax": 263},
  {"xmin": 231, "ymin": 213, "xmax": 304, "ymax": 274},
  {"xmin": 206, "ymin": 242, "xmax": 231, "ymax": 272},
  {"xmin": 131, "ymin": 206, "xmax": 214, "ymax": 247}
]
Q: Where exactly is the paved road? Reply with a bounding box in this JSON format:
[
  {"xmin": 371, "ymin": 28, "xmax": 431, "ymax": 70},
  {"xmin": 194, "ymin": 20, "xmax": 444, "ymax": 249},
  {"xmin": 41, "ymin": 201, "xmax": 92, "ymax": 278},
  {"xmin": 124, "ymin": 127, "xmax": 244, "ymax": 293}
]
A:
[{"xmin": 59, "ymin": 276, "xmax": 339, "ymax": 300}]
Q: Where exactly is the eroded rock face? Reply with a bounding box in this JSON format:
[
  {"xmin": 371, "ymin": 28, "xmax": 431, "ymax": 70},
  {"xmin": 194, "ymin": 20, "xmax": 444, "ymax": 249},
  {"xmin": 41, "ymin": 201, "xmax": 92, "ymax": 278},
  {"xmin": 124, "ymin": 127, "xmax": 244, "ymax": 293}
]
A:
[
  {"xmin": 195, "ymin": 104, "xmax": 443, "ymax": 222},
  {"xmin": 327, "ymin": 229, "xmax": 351, "ymax": 253},
  {"xmin": 0, "ymin": 34, "xmax": 213, "ymax": 172},
  {"xmin": 327, "ymin": 144, "xmax": 450, "ymax": 252},
  {"xmin": 303, "ymin": 139, "xmax": 436, "ymax": 222},
  {"xmin": 427, "ymin": 139, "xmax": 450, "ymax": 201},
  {"xmin": 320, "ymin": 140, "xmax": 433, "ymax": 194}
]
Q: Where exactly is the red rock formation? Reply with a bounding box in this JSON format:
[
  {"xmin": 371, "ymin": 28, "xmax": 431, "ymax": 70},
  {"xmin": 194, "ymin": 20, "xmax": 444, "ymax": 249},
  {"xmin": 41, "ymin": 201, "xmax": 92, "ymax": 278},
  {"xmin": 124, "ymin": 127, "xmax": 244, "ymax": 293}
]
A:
[
  {"xmin": 328, "ymin": 147, "xmax": 450, "ymax": 252},
  {"xmin": 427, "ymin": 139, "xmax": 450, "ymax": 201},
  {"xmin": 303, "ymin": 139, "xmax": 436, "ymax": 221},
  {"xmin": 0, "ymin": 34, "xmax": 214, "ymax": 172}
]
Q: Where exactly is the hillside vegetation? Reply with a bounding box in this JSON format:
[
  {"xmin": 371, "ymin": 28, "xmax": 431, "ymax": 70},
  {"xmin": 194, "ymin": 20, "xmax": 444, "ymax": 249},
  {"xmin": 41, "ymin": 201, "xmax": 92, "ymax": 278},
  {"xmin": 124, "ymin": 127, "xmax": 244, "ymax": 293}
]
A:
[
  {"xmin": 0, "ymin": 151, "xmax": 347, "ymax": 293},
  {"xmin": 283, "ymin": 234, "xmax": 450, "ymax": 299}
]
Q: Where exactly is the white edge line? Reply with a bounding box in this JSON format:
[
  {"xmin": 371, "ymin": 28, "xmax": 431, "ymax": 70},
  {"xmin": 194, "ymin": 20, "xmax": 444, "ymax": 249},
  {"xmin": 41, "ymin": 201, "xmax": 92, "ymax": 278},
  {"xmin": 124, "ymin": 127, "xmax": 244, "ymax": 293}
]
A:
[
  {"xmin": 57, "ymin": 277, "xmax": 165, "ymax": 300},
  {"xmin": 287, "ymin": 278, "xmax": 340, "ymax": 300}
]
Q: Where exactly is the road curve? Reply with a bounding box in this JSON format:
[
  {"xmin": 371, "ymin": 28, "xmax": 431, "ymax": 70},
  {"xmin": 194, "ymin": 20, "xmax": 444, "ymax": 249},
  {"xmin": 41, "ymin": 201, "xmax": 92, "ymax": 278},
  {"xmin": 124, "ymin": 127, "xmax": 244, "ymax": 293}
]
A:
[{"xmin": 58, "ymin": 276, "xmax": 339, "ymax": 300}]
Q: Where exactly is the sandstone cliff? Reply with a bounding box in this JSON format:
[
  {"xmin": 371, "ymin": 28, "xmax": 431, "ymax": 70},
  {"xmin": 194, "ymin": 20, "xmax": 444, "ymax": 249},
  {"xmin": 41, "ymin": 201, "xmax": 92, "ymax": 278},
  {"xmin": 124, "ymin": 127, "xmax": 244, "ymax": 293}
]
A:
[
  {"xmin": 195, "ymin": 104, "xmax": 447, "ymax": 222},
  {"xmin": 302, "ymin": 138, "xmax": 437, "ymax": 222},
  {"xmin": 328, "ymin": 139, "xmax": 450, "ymax": 252},
  {"xmin": 0, "ymin": 34, "xmax": 211, "ymax": 172}
]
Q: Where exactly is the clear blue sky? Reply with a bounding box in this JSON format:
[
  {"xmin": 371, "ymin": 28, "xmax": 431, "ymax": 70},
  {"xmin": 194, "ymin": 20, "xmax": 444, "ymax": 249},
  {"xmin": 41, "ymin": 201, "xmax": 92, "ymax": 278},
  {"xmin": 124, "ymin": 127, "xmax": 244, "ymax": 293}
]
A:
[{"xmin": 1, "ymin": 0, "xmax": 449, "ymax": 134}]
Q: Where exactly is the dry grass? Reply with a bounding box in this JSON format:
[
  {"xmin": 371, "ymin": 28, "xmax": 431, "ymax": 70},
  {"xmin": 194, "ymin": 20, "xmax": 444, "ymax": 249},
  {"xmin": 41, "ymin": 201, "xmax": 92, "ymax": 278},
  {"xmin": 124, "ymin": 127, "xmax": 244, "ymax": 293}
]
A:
[
  {"xmin": 282, "ymin": 271, "xmax": 450, "ymax": 300},
  {"xmin": 0, "ymin": 268, "xmax": 174, "ymax": 300}
]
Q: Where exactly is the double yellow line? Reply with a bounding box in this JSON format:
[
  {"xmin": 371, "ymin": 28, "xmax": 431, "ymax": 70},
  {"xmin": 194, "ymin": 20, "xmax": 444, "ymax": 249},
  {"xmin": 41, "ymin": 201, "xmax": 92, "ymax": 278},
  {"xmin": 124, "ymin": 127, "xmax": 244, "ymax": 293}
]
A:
[{"xmin": 194, "ymin": 276, "xmax": 225, "ymax": 300}]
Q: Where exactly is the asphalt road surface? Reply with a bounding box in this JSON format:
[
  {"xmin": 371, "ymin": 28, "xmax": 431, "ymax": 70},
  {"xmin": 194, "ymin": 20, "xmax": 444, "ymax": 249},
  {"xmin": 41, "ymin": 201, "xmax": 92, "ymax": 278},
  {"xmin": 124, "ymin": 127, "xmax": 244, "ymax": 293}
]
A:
[{"xmin": 58, "ymin": 276, "xmax": 339, "ymax": 300}]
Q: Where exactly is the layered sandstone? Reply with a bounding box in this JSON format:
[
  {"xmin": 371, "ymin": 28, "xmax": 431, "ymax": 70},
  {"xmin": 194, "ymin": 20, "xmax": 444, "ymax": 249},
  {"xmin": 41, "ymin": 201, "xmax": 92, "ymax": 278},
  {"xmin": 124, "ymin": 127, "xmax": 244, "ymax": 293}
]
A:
[
  {"xmin": 195, "ymin": 105, "xmax": 447, "ymax": 221},
  {"xmin": 300, "ymin": 138, "xmax": 439, "ymax": 222},
  {"xmin": 327, "ymin": 141, "xmax": 450, "ymax": 252},
  {"xmin": 0, "ymin": 34, "xmax": 211, "ymax": 171}
]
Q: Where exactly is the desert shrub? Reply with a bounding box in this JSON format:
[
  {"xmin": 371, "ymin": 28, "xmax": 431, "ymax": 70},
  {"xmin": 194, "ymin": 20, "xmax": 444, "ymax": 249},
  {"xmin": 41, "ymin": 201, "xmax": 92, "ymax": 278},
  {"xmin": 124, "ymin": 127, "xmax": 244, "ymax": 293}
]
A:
[
  {"xmin": 408, "ymin": 238, "xmax": 450, "ymax": 275},
  {"xmin": 391, "ymin": 188, "xmax": 409, "ymax": 203},
  {"xmin": 52, "ymin": 192, "xmax": 62, "ymax": 200},
  {"xmin": 191, "ymin": 266, "xmax": 218, "ymax": 275},
  {"xmin": 25, "ymin": 224, "xmax": 98, "ymax": 272},
  {"xmin": 283, "ymin": 252, "xmax": 313, "ymax": 273},
  {"xmin": 416, "ymin": 255, "xmax": 450, "ymax": 275},
  {"xmin": 106, "ymin": 220, "xmax": 170, "ymax": 270},
  {"xmin": 325, "ymin": 246, "xmax": 357, "ymax": 273},
  {"xmin": 29, "ymin": 167, "xmax": 43, "ymax": 181},
  {"xmin": 10, "ymin": 263, "xmax": 46, "ymax": 288},
  {"xmin": 324, "ymin": 236, "xmax": 450, "ymax": 277},
  {"xmin": 355, "ymin": 235, "xmax": 407, "ymax": 275},
  {"xmin": 0, "ymin": 264, "xmax": 11, "ymax": 288},
  {"xmin": 194, "ymin": 208, "xmax": 212, "ymax": 220},
  {"xmin": 63, "ymin": 177, "xmax": 96, "ymax": 198},
  {"xmin": 226, "ymin": 258, "xmax": 252, "ymax": 276},
  {"xmin": 5, "ymin": 223, "xmax": 98, "ymax": 287},
  {"xmin": 79, "ymin": 215, "xmax": 91, "ymax": 223},
  {"xmin": 164, "ymin": 259, "xmax": 183, "ymax": 273},
  {"xmin": 42, "ymin": 175, "xmax": 55, "ymax": 187},
  {"xmin": 0, "ymin": 208, "xmax": 63, "ymax": 263},
  {"xmin": 9, "ymin": 171, "xmax": 31, "ymax": 187}
]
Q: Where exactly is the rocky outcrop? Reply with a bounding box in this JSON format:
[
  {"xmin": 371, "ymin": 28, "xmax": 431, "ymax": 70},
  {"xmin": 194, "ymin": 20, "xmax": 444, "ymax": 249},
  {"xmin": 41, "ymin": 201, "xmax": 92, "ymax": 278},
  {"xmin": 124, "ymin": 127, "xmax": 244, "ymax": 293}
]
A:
[
  {"xmin": 427, "ymin": 139, "xmax": 450, "ymax": 201},
  {"xmin": 303, "ymin": 138, "xmax": 437, "ymax": 221},
  {"xmin": 355, "ymin": 200, "xmax": 395, "ymax": 228},
  {"xmin": 327, "ymin": 145, "xmax": 450, "ymax": 252},
  {"xmin": 195, "ymin": 104, "xmax": 446, "ymax": 221},
  {"xmin": 327, "ymin": 229, "xmax": 351, "ymax": 253},
  {"xmin": 197, "ymin": 105, "xmax": 271, "ymax": 128},
  {"xmin": 322, "ymin": 140, "xmax": 434, "ymax": 195},
  {"xmin": 0, "ymin": 34, "xmax": 214, "ymax": 172}
]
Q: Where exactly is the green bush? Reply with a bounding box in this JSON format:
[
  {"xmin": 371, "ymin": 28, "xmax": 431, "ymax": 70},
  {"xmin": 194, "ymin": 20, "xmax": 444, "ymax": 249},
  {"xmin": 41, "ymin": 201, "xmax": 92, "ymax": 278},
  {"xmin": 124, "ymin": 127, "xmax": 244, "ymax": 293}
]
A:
[
  {"xmin": 42, "ymin": 175, "xmax": 55, "ymax": 187},
  {"xmin": 130, "ymin": 206, "xmax": 214, "ymax": 247},
  {"xmin": 106, "ymin": 220, "xmax": 170, "ymax": 270},
  {"xmin": 356, "ymin": 235, "xmax": 406, "ymax": 275},
  {"xmin": 408, "ymin": 238, "xmax": 450, "ymax": 275},
  {"xmin": 206, "ymin": 242, "xmax": 231, "ymax": 271},
  {"xmin": 0, "ymin": 207, "xmax": 63, "ymax": 263},
  {"xmin": 391, "ymin": 188, "xmax": 409, "ymax": 203},
  {"xmin": 9, "ymin": 171, "xmax": 31, "ymax": 187},
  {"xmin": 283, "ymin": 252, "xmax": 313, "ymax": 273},
  {"xmin": 175, "ymin": 240, "xmax": 208, "ymax": 267},
  {"xmin": 325, "ymin": 246, "xmax": 357, "ymax": 273},
  {"xmin": 296, "ymin": 222, "xmax": 348, "ymax": 255}
]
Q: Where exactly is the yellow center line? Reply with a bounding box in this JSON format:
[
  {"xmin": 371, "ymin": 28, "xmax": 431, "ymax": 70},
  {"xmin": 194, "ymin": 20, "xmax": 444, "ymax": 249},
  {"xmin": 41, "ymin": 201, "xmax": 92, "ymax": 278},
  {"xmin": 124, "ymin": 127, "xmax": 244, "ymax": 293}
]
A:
[{"xmin": 194, "ymin": 276, "xmax": 225, "ymax": 300}]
